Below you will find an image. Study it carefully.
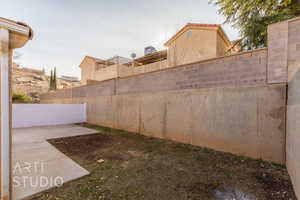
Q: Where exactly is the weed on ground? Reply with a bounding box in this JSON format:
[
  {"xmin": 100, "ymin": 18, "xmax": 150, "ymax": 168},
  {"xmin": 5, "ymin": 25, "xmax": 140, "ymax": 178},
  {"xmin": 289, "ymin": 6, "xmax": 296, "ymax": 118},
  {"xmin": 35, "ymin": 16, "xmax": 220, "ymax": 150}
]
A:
[{"xmin": 30, "ymin": 123, "xmax": 296, "ymax": 200}]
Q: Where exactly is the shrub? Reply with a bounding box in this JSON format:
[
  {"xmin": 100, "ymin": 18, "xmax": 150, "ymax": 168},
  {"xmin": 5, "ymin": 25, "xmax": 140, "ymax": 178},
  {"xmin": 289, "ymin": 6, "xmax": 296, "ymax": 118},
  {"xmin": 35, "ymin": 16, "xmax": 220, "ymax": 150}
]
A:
[{"xmin": 12, "ymin": 93, "xmax": 32, "ymax": 103}]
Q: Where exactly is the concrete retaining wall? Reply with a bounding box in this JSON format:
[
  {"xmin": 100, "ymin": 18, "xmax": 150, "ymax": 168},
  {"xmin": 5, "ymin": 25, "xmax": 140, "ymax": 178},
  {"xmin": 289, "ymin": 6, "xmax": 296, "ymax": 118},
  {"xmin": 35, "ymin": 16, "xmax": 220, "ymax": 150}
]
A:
[
  {"xmin": 40, "ymin": 49, "xmax": 287, "ymax": 164},
  {"xmin": 12, "ymin": 104, "xmax": 86, "ymax": 128},
  {"xmin": 285, "ymin": 17, "xmax": 300, "ymax": 199},
  {"xmin": 85, "ymin": 85, "xmax": 286, "ymax": 164}
]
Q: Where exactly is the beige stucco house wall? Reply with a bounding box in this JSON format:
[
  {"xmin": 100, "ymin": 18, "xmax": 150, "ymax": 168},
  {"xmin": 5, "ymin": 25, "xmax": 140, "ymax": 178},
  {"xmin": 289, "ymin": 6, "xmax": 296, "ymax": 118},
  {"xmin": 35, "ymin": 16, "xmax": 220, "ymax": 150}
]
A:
[
  {"xmin": 79, "ymin": 56, "xmax": 100, "ymax": 85},
  {"xmin": 80, "ymin": 56, "xmax": 133, "ymax": 84},
  {"xmin": 165, "ymin": 24, "xmax": 232, "ymax": 67},
  {"xmin": 216, "ymin": 30, "xmax": 232, "ymax": 57}
]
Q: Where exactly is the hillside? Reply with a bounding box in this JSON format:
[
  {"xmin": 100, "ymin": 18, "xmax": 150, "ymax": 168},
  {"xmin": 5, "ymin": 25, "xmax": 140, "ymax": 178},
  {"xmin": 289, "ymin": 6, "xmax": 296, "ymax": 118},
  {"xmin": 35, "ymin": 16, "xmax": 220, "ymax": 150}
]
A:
[{"xmin": 12, "ymin": 63, "xmax": 81, "ymax": 99}]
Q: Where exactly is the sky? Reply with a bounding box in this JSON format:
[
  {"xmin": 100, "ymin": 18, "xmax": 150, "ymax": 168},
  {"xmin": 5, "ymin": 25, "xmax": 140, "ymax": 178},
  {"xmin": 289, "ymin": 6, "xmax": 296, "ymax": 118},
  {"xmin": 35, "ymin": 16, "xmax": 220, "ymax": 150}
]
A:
[{"xmin": 2, "ymin": 0, "xmax": 239, "ymax": 79}]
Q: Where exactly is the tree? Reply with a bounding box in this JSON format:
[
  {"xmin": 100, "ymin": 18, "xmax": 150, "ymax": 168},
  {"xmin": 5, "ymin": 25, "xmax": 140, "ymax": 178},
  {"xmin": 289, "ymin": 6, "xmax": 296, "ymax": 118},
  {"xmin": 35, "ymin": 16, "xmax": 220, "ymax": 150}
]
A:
[
  {"xmin": 211, "ymin": 0, "xmax": 300, "ymax": 49},
  {"xmin": 49, "ymin": 68, "xmax": 57, "ymax": 91},
  {"xmin": 49, "ymin": 69, "xmax": 53, "ymax": 91},
  {"xmin": 53, "ymin": 67, "xmax": 57, "ymax": 90}
]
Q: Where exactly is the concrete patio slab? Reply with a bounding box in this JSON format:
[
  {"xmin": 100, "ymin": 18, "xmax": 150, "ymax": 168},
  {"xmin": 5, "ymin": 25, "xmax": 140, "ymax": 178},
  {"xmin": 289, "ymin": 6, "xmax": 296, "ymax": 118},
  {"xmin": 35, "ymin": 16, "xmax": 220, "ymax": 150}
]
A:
[{"xmin": 12, "ymin": 124, "xmax": 99, "ymax": 200}]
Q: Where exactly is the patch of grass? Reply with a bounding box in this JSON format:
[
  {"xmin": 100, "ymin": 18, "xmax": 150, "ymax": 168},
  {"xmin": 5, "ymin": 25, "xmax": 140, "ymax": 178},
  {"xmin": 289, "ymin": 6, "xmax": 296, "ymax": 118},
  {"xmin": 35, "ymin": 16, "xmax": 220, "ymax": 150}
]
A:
[
  {"xmin": 12, "ymin": 93, "xmax": 32, "ymax": 103},
  {"xmin": 31, "ymin": 123, "xmax": 297, "ymax": 200}
]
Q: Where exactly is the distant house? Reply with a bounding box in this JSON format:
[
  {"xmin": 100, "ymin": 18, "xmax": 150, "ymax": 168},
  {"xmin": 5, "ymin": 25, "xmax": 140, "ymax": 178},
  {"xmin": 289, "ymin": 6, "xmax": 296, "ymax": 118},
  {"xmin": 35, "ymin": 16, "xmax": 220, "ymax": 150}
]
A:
[
  {"xmin": 60, "ymin": 76, "xmax": 79, "ymax": 82},
  {"xmin": 79, "ymin": 23, "xmax": 240, "ymax": 85},
  {"xmin": 106, "ymin": 56, "xmax": 132, "ymax": 65},
  {"xmin": 164, "ymin": 23, "xmax": 234, "ymax": 66}
]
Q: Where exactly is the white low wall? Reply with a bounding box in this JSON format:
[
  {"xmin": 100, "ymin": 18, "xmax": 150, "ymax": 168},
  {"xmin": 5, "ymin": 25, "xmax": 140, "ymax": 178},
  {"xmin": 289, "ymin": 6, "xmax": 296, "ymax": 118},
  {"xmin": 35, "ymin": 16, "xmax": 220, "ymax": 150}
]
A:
[{"xmin": 12, "ymin": 104, "xmax": 86, "ymax": 128}]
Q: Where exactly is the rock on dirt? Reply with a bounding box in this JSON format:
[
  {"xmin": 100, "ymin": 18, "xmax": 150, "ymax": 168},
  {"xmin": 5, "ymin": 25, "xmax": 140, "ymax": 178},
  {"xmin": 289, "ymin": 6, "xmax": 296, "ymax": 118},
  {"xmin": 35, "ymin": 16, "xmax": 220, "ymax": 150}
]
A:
[
  {"xmin": 97, "ymin": 159, "xmax": 105, "ymax": 164},
  {"xmin": 213, "ymin": 185, "xmax": 256, "ymax": 200}
]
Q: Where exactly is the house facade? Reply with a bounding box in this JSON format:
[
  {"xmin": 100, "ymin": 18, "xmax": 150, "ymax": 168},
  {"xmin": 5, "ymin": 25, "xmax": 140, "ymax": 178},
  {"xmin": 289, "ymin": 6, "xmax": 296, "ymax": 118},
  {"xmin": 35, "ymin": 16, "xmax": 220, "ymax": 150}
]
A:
[{"xmin": 79, "ymin": 23, "xmax": 239, "ymax": 85}]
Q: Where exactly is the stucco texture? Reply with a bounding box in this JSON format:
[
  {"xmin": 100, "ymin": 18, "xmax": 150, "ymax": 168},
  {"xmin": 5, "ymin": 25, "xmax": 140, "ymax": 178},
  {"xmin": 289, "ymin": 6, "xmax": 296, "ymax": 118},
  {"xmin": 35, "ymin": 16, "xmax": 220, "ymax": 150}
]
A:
[
  {"xmin": 85, "ymin": 85, "xmax": 286, "ymax": 164},
  {"xmin": 167, "ymin": 29, "xmax": 218, "ymax": 67},
  {"xmin": 286, "ymin": 17, "xmax": 300, "ymax": 199}
]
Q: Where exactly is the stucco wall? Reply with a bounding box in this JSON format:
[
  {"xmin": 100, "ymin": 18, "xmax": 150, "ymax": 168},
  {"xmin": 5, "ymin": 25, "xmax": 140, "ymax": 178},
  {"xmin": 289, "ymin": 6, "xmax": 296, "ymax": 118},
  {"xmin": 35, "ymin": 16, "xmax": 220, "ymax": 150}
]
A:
[
  {"xmin": 167, "ymin": 29, "xmax": 217, "ymax": 67},
  {"xmin": 285, "ymin": 17, "xmax": 300, "ymax": 199},
  {"xmin": 92, "ymin": 64, "xmax": 118, "ymax": 81},
  {"xmin": 84, "ymin": 85, "xmax": 285, "ymax": 164},
  {"xmin": 117, "ymin": 60, "xmax": 168, "ymax": 78},
  {"xmin": 80, "ymin": 57, "xmax": 96, "ymax": 85},
  {"xmin": 216, "ymin": 32, "xmax": 229, "ymax": 57},
  {"xmin": 12, "ymin": 104, "xmax": 86, "ymax": 128},
  {"xmin": 82, "ymin": 61, "xmax": 169, "ymax": 84}
]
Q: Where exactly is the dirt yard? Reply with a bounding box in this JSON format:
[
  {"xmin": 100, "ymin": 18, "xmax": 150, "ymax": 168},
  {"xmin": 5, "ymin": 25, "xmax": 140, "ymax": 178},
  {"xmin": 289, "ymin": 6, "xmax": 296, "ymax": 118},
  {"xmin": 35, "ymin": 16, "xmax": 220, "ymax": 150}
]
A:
[{"xmin": 30, "ymin": 123, "xmax": 296, "ymax": 200}]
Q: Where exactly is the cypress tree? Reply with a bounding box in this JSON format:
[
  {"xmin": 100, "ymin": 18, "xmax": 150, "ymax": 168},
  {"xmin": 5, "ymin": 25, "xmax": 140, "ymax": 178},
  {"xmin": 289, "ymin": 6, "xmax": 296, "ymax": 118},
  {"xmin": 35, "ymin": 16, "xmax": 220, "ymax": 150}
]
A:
[
  {"xmin": 53, "ymin": 67, "xmax": 57, "ymax": 90},
  {"xmin": 49, "ymin": 70, "xmax": 53, "ymax": 91}
]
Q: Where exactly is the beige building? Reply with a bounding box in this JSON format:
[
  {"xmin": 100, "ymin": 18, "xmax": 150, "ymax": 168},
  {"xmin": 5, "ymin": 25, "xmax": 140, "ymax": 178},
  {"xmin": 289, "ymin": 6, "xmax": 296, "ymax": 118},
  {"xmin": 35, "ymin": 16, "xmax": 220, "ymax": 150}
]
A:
[{"xmin": 80, "ymin": 23, "xmax": 238, "ymax": 85}]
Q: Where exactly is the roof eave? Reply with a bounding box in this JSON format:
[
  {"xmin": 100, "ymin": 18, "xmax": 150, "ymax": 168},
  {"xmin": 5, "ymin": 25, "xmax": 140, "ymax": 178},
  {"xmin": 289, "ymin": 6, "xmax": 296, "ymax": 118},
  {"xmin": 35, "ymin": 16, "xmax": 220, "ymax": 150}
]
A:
[
  {"xmin": 79, "ymin": 56, "xmax": 90, "ymax": 68},
  {"xmin": 164, "ymin": 24, "xmax": 223, "ymax": 46},
  {"xmin": 0, "ymin": 17, "xmax": 33, "ymax": 49},
  {"xmin": 217, "ymin": 26, "xmax": 231, "ymax": 46},
  {"xmin": 134, "ymin": 50, "xmax": 167, "ymax": 63}
]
